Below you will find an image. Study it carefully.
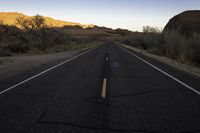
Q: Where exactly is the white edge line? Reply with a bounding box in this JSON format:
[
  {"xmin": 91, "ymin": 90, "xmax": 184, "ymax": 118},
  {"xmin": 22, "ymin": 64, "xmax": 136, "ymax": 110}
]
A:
[
  {"xmin": 120, "ymin": 46, "xmax": 200, "ymax": 95},
  {"xmin": 0, "ymin": 47, "xmax": 95, "ymax": 95}
]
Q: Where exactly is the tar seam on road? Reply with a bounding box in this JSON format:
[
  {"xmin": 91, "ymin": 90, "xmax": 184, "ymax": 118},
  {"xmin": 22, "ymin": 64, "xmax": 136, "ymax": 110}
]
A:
[
  {"xmin": 0, "ymin": 47, "xmax": 95, "ymax": 95},
  {"xmin": 120, "ymin": 46, "xmax": 200, "ymax": 95}
]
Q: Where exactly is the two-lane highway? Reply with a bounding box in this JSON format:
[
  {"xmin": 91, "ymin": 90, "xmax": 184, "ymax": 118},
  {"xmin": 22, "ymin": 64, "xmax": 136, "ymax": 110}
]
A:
[{"xmin": 0, "ymin": 43, "xmax": 200, "ymax": 133}]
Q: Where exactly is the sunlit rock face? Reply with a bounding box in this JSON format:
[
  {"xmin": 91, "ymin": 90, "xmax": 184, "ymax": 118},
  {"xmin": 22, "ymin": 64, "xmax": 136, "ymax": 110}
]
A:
[{"xmin": 164, "ymin": 10, "xmax": 200, "ymax": 36}]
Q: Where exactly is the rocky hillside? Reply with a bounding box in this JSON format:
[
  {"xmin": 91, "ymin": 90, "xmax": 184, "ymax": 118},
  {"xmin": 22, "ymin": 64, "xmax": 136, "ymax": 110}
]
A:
[
  {"xmin": 0, "ymin": 12, "xmax": 95, "ymax": 28},
  {"xmin": 164, "ymin": 10, "xmax": 200, "ymax": 35}
]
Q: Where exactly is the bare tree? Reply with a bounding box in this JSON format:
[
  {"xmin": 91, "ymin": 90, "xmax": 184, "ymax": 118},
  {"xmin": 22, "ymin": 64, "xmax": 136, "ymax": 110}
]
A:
[
  {"xmin": 32, "ymin": 15, "xmax": 46, "ymax": 30},
  {"xmin": 16, "ymin": 15, "xmax": 46, "ymax": 31},
  {"xmin": 16, "ymin": 16, "xmax": 33, "ymax": 30},
  {"xmin": 143, "ymin": 26, "xmax": 161, "ymax": 33}
]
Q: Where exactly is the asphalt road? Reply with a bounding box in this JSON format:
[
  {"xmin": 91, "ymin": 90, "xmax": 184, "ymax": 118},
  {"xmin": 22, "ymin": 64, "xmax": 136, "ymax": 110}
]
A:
[{"xmin": 0, "ymin": 43, "xmax": 200, "ymax": 133}]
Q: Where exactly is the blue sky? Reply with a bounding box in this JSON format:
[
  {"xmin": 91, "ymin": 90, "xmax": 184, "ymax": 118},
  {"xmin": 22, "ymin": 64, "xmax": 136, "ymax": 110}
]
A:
[{"xmin": 0, "ymin": 0, "xmax": 199, "ymax": 31}]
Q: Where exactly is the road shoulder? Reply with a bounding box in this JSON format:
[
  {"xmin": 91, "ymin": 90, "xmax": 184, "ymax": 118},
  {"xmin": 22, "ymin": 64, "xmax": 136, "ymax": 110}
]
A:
[
  {"xmin": 119, "ymin": 43, "xmax": 200, "ymax": 78},
  {"xmin": 0, "ymin": 46, "xmax": 94, "ymax": 81}
]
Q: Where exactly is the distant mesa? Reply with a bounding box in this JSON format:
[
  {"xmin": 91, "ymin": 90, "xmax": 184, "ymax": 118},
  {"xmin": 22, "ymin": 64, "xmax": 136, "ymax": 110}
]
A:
[
  {"xmin": 0, "ymin": 12, "xmax": 95, "ymax": 29},
  {"xmin": 164, "ymin": 10, "xmax": 200, "ymax": 35}
]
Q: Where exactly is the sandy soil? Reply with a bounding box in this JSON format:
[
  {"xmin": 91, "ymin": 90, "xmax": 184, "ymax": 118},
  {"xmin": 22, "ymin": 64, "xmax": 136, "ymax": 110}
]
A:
[{"xmin": 0, "ymin": 50, "xmax": 82, "ymax": 81}]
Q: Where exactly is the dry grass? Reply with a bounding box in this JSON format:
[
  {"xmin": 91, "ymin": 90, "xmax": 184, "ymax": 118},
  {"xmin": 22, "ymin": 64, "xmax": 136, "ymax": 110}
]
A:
[
  {"xmin": 0, "ymin": 58, "xmax": 14, "ymax": 65},
  {"xmin": 122, "ymin": 30, "xmax": 200, "ymax": 66}
]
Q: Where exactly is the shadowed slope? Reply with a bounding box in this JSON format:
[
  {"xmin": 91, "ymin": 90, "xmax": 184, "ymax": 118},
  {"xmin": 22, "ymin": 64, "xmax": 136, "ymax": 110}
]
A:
[{"xmin": 164, "ymin": 10, "xmax": 200, "ymax": 35}]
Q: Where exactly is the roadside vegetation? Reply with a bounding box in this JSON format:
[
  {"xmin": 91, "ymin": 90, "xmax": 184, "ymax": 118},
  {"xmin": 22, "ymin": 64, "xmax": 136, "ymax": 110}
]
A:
[
  {"xmin": 0, "ymin": 15, "xmax": 99, "ymax": 57},
  {"xmin": 121, "ymin": 26, "xmax": 200, "ymax": 66}
]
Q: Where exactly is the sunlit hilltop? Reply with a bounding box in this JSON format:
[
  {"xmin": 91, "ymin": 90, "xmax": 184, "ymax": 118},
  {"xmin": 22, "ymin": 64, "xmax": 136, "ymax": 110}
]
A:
[{"xmin": 0, "ymin": 12, "xmax": 95, "ymax": 29}]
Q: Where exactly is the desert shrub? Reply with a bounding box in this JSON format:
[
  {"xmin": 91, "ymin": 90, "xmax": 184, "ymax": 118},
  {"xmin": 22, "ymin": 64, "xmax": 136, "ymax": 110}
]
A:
[
  {"xmin": 123, "ymin": 32, "xmax": 161, "ymax": 52},
  {"xmin": 6, "ymin": 36, "xmax": 29, "ymax": 53},
  {"xmin": 185, "ymin": 34, "xmax": 200, "ymax": 65},
  {"xmin": 162, "ymin": 31, "xmax": 200, "ymax": 65},
  {"xmin": 0, "ymin": 14, "xmax": 124, "ymax": 56},
  {"xmin": 0, "ymin": 47, "xmax": 11, "ymax": 56},
  {"xmin": 123, "ymin": 27, "xmax": 200, "ymax": 66},
  {"xmin": 162, "ymin": 31, "xmax": 187, "ymax": 60}
]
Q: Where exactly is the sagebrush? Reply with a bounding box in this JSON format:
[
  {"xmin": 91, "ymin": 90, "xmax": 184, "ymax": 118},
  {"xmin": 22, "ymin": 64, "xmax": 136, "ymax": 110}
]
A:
[{"xmin": 122, "ymin": 27, "xmax": 200, "ymax": 66}]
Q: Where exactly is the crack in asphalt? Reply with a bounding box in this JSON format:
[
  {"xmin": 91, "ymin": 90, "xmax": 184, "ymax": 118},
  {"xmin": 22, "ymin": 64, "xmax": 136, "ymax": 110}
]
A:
[
  {"xmin": 25, "ymin": 95, "xmax": 54, "ymax": 133},
  {"xmin": 181, "ymin": 129, "xmax": 200, "ymax": 133},
  {"xmin": 109, "ymin": 88, "xmax": 190, "ymax": 98},
  {"xmin": 38, "ymin": 120, "xmax": 158, "ymax": 133},
  {"xmin": 2, "ymin": 93, "xmax": 55, "ymax": 97}
]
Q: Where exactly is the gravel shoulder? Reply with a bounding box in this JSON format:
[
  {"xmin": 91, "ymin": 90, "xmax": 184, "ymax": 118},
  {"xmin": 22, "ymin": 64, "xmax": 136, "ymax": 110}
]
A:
[
  {"xmin": 120, "ymin": 44, "xmax": 200, "ymax": 78},
  {"xmin": 0, "ymin": 47, "xmax": 93, "ymax": 81}
]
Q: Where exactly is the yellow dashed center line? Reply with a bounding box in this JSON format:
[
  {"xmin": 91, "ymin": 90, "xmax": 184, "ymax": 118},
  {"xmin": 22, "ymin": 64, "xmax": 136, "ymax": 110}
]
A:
[{"xmin": 101, "ymin": 78, "xmax": 107, "ymax": 98}]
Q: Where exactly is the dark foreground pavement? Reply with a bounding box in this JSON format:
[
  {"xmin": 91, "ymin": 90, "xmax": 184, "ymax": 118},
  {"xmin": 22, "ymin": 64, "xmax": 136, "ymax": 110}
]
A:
[{"xmin": 0, "ymin": 43, "xmax": 200, "ymax": 133}]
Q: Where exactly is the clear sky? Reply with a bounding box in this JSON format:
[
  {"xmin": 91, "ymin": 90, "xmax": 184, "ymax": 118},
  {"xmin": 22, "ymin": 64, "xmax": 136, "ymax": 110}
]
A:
[{"xmin": 0, "ymin": 0, "xmax": 199, "ymax": 31}]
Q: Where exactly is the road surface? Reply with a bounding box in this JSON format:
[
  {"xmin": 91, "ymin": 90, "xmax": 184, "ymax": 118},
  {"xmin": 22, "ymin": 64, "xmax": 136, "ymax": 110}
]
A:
[{"xmin": 0, "ymin": 43, "xmax": 200, "ymax": 133}]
